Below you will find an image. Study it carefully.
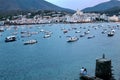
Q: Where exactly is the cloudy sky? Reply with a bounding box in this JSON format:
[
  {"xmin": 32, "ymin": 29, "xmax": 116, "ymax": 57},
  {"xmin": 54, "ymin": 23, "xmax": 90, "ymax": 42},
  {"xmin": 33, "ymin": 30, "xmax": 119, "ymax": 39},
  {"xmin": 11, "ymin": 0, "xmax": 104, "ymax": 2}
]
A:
[{"xmin": 45, "ymin": 0, "xmax": 110, "ymax": 10}]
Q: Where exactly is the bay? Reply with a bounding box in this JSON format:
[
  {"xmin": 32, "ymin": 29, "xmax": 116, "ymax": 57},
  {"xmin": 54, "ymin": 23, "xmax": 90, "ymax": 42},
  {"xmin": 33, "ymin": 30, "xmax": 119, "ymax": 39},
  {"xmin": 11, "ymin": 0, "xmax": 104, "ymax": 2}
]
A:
[{"xmin": 0, "ymin": 23, "xmax": 120, "ymax": 80}]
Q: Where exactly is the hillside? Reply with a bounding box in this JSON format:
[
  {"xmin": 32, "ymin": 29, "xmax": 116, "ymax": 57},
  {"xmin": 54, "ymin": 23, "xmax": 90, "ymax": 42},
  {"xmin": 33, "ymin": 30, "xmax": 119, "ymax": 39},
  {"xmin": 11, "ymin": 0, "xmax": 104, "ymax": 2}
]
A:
[
  {"xmin": 0, "ymin": 0, "xmax": 74, "ymax": 15},
  {"xmin": 102, "ymin": 6, "xmax": 120, "ymax": 16},
  {"xmin": 82, "ymin": 0, "xmax": 120, "ymax": 13}
]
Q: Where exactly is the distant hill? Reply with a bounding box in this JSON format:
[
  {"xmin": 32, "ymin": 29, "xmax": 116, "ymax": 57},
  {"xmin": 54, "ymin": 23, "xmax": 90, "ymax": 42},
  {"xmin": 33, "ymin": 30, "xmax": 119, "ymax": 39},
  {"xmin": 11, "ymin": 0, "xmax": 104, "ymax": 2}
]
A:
[
  {"xmin": 82, "ymin": 0, "xmax": 120, "ymax": 13},
  {"xmin": 102, "ymin": 6, "xmax": 120, "ymax": 16},
  {"xmin": 0, "ymin": 0, "xmax": 75, "ymax": 15}
]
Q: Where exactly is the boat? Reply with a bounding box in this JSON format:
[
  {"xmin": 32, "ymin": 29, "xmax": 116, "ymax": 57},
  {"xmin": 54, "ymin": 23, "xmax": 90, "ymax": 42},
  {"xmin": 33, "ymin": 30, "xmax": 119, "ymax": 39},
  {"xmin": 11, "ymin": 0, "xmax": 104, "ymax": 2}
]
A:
[
  {"xmin": 66, "ymin": 36, "xmax": 71, "ymax": 38},
  {"xmin": 63, "ymin": 30, "xmax": 68, "ymax": 33},
  {"xmin": 0, "ymin": 27, "xmax": 4, "ymax": 32},
  {"xmin": 101, "ymin": 31, "xmax": 107, "ymax": 34},
  {"xmin": 12, "ymin": 32, "xmax": 18, "ymax": 35},
  {"xmin": 40, "ymin": 29, "xmax": 44, "ymax": 32},
  {"xmin": 111, "ymin": 29, "xmax": 115, "ymax": 33},
  {"xmin": 75, "ymin": 31, "xmax": 81, "ymax": 33},
  {"xmin": 29, "ymin": 32, "xmax": 39, "ymax": 35},
  {"xmin": 80, "ymin": 33, "xmax": 85, "ymax": 37},
  {"xmin": 67, "ymin": 37, "xmax": 79, "ymax": 42},
  {"xmin": 108, "ymin": 32, "xmax": 114, "ymax": 37},
  {"xmin": 21, "ymin": 31, "xmax": 28, "ymax": 34},
  {"xmin": 21, "ymin": 34, "xmax": 31, "ymax": 38},
  {"xmin": 5, "ymin": 36, "xmax": 16, "ymax": 42},
  {"xmin": 44, "ymin": 31, "xmax": 53, "ymax": 35},
  {"xmin": 72, "ymin": 27, "xmax": 77, "ymax": 30},
  {"xmin": 87, "ymin": 35, "xmax": 95, "ymax": 39},
  {"xmin": 84, "ymin": 30, "xmax": 90, "ymax": 34},
  {"xmin": 43, "ymin": 34, "xmax": 51, "ymax": 38},
  {"xmin": 24, "ymin": 40, "xmax": 37, "ymax": 45}
]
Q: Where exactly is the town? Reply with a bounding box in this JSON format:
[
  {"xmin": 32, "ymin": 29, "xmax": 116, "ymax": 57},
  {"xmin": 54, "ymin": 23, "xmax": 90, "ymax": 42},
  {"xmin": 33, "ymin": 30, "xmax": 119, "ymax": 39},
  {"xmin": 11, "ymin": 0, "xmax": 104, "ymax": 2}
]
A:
[{"xmin": 0, "ymin": 9, "xmax": 120, "ymax": 25}]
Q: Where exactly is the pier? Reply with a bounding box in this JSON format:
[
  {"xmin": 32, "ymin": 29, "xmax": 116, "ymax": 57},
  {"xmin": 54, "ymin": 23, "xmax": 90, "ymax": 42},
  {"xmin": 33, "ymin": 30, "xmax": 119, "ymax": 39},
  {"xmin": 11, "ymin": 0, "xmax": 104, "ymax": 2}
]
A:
[{"xmin": 80, "ymin": 54, "xmax": 114, "ymax": 80}]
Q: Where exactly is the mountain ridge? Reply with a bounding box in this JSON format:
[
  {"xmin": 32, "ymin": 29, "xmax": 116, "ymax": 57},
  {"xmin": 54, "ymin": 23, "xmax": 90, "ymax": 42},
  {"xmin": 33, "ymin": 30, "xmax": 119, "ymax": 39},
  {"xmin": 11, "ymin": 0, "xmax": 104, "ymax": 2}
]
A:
[
  {"xmin": 82, "ymin": 0, "xmax": 120, "ymax": 12},
  {"xmin": 0, "ymin": 0, "xmax": 75, "ymax": 15}
]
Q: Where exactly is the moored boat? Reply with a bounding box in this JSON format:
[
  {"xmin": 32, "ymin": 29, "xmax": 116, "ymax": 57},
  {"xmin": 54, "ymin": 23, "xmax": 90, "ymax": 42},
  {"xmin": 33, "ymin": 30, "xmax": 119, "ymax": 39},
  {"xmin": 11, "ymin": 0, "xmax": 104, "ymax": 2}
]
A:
[
  {"xmin": 107, "ymin": 32, "xmax": 114, "ymax": 37},
  {"xmin": 12, "ymin": 32, "xmax": 18, "ymax": 35},
  {"xmin": 5, "ymin": 36, "xmax": 16, "ymax": 42},
  {"xmin": 101, "ymin": 31, "xmax": 107, "ymax": 34},
  {"xmin": 84, "ymin": 30, "xmax": 90, "ymax": 34},
  {"xmin": 111, "ymin": 29, "xmax": 115, "ymax": 33},
  {"xmin": 75, "ymin": 30, "xmax": 81, "ymax": 33},
  {"xmin": 21, "ymin": 34, "xmax": 31, "ymax": 38},
  {"xmin": 21, "ymin": 31, "xmax": 28, "ymax": 34},
  {"xmin": 63, "ymin": 30, "xmax": 68, "ymax": 33},
  {"xmin": 67, "ymin": 37, "xmax": 79, "ymax": 42},
  {"xmin": 87, "ymin": 35, "xmax": 95, "ymax": 39},
  {"xmin": 43, "ymin": 34, "xmax": 51, "ymax": 38},
  {"xmin": 40, "ymin": 29, "xmax": 44, "ymax": 32},
  {"xmin": 29, "ymin": 32, "xmax": 39, "ymax": 35},
  {"xmin": 80, "ymin": 33, "xmax": 85, "ymax": 37},
  {"xmin": 24, "ymin": 39, "xmax": 37, "ymax": 45},
  {"xmin": 0, "ymin": 27, "xmax": 4, "ymax": 32}
]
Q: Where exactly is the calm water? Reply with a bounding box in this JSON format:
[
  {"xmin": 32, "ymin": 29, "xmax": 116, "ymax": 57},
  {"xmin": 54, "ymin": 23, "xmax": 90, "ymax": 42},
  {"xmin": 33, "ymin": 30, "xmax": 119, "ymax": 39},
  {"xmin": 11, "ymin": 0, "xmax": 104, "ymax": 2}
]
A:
[{"xmin": 0, "ymin": 23, "xmax": 120, "ymax": 80}]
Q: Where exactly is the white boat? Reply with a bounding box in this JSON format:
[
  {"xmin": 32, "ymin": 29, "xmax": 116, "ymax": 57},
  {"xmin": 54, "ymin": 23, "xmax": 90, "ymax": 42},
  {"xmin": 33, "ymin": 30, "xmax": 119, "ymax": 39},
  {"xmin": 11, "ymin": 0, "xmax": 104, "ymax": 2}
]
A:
[
  {"xmin": 75, "ymin": 31, "xmax": 81, "ymax": 33},
  {"xmin": 80, "ymin": 33, "xmax": 85, "ymax": 37},
  {"xmin": 21, "ymin": 31, "xmax": 28, "ymax": 34},
  {"xmin": 108, "ymin": 32, "xmax": 114, "ymax": 37},
  {"xmin": 111, "ymin": 29, "xmax": 115, "ymax": 33},
  {"xmin": 40, "ymin": 29, "xmax": 44, "ymax": 32},
  {"xmin": 0, "ymin": 27, "xmax": 4, "ymax": 32},
  {"xmin": 101, "ymin": 31, "xmax": 107, "ymax": 34},
  {"xmin": 67, "ymin": 37, "xmax": 79, "ymax": 42},
  {"xmin": 44, "ymin": 31, "xmax": 53, "ymax": 35},
  {"xmin": 84, "ymin": 30, "xmax": 90, "ymax": 34},
  {"xmin": 87, "ymin": 35, "xmax": 95, "ymax": 39},
  {"xmin": 29, "ymin": 32, "xmax": 39, "ymax": 35},
  {"xmin": 5, "ymin": 36, "xmax": 16, "ymax": 42},
  {"xmin": 12, "ymin": 32, "xmax": 18, "ymax": 35},
  {"xmin": 21, "ymin": 34, "xmax": 31, "ymax": 38},
  {"xmin": 63, "ymin": 30, "xmax": 68, "ymax": 33},
  {"xmin": 43, "ymin": 34, "xmax": 51, "ymax": 38},
  {"xmin": 24, "ymin": 40, "xmax": 37, "ymax": 45}
]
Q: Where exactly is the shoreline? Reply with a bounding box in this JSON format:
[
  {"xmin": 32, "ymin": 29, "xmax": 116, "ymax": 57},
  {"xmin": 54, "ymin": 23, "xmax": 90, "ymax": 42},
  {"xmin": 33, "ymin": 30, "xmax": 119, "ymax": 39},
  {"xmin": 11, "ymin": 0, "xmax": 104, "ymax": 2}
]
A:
[{"xmin": 3, "ymin": 21, "xmax": 120, "ymax": 26}]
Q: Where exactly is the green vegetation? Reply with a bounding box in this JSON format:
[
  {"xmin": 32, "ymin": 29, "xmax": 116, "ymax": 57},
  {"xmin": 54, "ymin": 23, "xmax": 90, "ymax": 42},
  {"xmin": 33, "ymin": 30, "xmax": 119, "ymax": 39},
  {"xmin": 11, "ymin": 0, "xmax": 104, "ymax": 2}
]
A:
[{"xmin": 0, "ymin": 10, "xmax": 69, "ymax": 21}]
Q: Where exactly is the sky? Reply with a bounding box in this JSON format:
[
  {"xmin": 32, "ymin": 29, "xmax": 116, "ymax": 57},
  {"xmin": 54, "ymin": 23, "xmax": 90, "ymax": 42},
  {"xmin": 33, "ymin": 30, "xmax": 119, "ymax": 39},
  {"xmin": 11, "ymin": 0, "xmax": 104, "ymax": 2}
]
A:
[{"xmin": 45, "ymin": 0, "xmax": 110, "ymax": 10}]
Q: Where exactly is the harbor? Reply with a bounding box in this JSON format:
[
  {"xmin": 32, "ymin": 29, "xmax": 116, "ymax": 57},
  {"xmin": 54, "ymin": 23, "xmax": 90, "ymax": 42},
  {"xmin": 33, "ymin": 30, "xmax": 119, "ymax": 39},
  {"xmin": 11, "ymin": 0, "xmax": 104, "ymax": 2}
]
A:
[{"xmin": 0, "ymin": 23, "xmax": 120, "ymax": 80}]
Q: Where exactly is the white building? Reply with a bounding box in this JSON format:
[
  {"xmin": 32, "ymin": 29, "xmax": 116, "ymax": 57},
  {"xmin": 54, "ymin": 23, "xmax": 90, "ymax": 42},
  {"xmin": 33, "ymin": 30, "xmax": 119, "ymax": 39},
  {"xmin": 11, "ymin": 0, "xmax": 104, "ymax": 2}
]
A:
[
  {"xmin": 65, "ymin": 9, "xmax": 100, "ymax": 23},
  {"xmin": 108, "ymin": 15, "xmax": 119, "ymax": 22},
  {"xmin": 100, "ymin": 14, "xmax": 108, "ymax": 21}
]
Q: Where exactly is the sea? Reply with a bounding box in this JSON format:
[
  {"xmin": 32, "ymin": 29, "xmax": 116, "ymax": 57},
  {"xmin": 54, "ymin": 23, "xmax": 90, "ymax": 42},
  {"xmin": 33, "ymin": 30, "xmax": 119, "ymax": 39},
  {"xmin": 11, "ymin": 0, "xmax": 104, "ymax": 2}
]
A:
[{"xmin": 0, "ymin": 22, "xmax": 120, "ymax": 80}]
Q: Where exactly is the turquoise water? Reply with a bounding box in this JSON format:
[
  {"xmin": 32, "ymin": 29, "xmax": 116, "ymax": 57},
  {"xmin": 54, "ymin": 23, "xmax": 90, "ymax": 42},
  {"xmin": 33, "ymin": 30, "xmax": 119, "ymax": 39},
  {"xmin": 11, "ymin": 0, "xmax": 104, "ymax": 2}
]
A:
[{"xmin": 0, "ymin": 23, "xmax": 120, "ymax": 80}]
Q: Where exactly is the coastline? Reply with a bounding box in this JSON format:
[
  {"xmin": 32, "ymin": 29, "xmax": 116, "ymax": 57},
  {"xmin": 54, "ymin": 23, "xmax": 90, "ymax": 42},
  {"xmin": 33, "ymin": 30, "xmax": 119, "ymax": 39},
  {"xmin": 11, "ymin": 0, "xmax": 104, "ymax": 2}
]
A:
[{"xmin": 3, "ymin": 21, "xmax": 119, "ymax": 26}]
